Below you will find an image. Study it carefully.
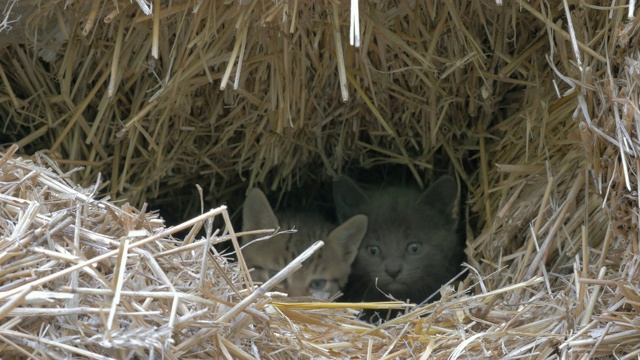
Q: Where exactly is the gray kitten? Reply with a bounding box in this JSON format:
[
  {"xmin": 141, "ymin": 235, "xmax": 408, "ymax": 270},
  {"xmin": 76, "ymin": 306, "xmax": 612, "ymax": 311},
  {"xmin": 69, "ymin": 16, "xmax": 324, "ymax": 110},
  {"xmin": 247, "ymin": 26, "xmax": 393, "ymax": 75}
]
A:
[{"xmin": 333, "ymin": 176, "xmax": 462, "ymax": 309}]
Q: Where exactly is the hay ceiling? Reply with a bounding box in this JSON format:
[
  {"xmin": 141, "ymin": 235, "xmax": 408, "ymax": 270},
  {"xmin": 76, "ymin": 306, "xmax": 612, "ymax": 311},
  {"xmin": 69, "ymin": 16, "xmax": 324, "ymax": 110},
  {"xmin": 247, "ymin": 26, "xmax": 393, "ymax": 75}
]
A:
[{"xmin": 2, "ymin": 0, "xmax": 537, "ymax": 208}]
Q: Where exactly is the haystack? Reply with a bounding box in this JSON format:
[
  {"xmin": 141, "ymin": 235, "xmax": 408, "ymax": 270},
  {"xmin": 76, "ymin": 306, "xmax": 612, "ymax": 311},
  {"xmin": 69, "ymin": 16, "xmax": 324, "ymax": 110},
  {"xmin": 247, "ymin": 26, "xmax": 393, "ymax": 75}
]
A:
[{"xmin": 1, "ymin": 0, "xmax": 640, "ymax": 358}]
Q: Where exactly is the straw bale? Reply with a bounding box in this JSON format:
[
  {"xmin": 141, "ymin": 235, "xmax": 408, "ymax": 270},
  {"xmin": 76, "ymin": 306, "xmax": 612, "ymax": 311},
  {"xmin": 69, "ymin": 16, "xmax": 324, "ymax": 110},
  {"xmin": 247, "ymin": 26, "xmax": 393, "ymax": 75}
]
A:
[
  {"xmin": 0, "ymin": 145, "xmax": 537, "ymax": 358},
  {"xmin": 0, "ymin": 146, "xmax": 379, "ymax": 358},
  {"xmin": 1, "ymin": 0, "xmax": 640, "ymax": 358}
]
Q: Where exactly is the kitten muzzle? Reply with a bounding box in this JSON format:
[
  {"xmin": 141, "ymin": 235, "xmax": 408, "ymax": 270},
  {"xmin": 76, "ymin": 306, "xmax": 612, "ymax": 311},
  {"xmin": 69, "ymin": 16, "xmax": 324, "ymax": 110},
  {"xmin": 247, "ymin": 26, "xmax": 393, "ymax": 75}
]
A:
[{"xmin": 383, "ymin": 259, "xmax": 404, "ymax": 279}]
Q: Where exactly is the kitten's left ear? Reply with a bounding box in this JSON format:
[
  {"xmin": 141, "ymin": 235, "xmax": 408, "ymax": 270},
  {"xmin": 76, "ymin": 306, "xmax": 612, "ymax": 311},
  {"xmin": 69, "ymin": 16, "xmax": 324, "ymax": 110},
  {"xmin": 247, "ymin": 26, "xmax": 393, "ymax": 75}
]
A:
[
  {"xmin": 333, "ymin": 176, "xmax": 370, "ymax": 222},
  {"xmin": 326, "ymin": 214, "xmax": 368, "ymax": 265},
  {"xmin": 242, "ymin": 188, "xmax": 280, "ymax": 244},
  {"xmin": 418, "ymin": 176, "xmax": 458, "ymax": 216}
]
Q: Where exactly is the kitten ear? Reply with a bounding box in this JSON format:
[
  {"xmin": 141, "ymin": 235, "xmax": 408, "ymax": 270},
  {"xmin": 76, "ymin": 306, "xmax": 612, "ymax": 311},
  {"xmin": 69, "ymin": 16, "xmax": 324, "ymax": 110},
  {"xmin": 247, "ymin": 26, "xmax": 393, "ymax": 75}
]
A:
[
  {"xmin": 242, "ymin": 188, "xmax": 279, "ymax": 242},
  {"xmin": 326, "ymin": 214, "xmax": 368, "ymax": 265},
  {"xmin": 418, "ymin": 176, "xmax": 458, "ymax": 216},
  {"xmin": 333, "ymin": 176, "xmax": 370, "ymax": 222}
]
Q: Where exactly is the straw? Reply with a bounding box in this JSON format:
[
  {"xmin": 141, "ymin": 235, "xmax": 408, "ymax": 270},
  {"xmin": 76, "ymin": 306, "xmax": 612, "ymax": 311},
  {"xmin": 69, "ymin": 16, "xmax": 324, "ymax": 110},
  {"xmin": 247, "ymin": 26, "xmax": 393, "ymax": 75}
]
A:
[{"xmin": 1, "ymin": 0, "xmax": 640, "ymax": 357}]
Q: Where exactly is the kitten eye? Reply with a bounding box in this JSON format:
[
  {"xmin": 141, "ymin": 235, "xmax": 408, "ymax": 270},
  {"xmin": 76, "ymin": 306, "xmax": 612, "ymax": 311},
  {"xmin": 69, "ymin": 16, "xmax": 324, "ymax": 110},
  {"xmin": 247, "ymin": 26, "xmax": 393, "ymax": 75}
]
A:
[
  {"xmin": 309, "ymin": 279, "xmax": 327, "ymax": 290},
  {"xmin": 407, "ymin": 243, "xmax": 422, "ymax": 254},
  {"xmin": 366, "ymin": 245, "xmax": 381, "ymax": 256}
]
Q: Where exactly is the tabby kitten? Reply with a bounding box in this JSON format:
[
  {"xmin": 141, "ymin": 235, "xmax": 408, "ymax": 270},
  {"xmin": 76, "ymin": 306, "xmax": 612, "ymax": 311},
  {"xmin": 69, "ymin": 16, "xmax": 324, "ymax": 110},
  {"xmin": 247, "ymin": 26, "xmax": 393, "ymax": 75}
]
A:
[
  {"xmin": 241, "ymin": 188, "xmax": 368, "ymax": 299},
  {"xmin": 333, "ymin": 176, "xmax": 463, "ymax": 308}
]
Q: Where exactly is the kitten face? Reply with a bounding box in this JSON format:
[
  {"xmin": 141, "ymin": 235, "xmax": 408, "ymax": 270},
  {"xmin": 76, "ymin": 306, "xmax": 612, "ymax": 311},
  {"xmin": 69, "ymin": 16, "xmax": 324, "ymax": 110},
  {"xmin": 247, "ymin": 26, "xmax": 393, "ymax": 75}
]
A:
[
  {"xmin": 333, "ymin": 176, "xmax": 462, "ymax": 303},
  {"xmin": 241, "ymin": 188, "xmax": 367, "ymax": 299}
]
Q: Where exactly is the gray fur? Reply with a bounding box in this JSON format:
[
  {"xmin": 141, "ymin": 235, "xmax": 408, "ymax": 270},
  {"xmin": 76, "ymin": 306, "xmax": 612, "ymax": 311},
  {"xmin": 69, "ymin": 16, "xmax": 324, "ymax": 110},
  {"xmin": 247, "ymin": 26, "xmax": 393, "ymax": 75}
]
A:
[{"xmin": 333, "ymin": 176, "xmax": 462, "ymax": 305}]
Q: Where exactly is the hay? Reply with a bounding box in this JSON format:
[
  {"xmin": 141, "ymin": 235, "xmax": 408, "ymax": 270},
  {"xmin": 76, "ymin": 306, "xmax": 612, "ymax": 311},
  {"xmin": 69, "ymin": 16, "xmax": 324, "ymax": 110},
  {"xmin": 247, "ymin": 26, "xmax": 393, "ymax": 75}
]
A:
[
  {"xmin": 1, "ymin": 0, "xmax": 640, "ymax": 358},
  {"xmin": 0, "ymin": 145, "xmax": 387, "ymax": 358},
  {"xmin": 0, "ymin": 145, "xmax": 533, "ymax": 358}
]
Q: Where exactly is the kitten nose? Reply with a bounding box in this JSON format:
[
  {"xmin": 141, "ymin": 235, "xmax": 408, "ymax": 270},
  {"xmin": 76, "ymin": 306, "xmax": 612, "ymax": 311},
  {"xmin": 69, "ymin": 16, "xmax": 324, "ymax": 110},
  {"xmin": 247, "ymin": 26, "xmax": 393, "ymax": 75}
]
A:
[{"xmin": 384, "ymin": 260, "xmax": 403, "ymax": 279}]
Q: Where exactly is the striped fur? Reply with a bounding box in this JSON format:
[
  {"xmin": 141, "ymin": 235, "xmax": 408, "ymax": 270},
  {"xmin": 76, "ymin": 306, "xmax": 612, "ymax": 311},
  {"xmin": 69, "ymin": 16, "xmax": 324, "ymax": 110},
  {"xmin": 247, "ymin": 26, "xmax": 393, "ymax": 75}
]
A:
[{"xmin": 241, "ymin": 188, "xmax": 367, "ymax": 299}]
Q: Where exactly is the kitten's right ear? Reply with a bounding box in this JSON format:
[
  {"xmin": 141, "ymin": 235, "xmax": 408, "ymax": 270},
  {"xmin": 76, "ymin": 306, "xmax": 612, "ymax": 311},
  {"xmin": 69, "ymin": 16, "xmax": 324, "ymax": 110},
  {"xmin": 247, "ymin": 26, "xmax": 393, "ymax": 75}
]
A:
[
  {"xmin": 333, "ymin": 176, "xmax": 369, "ymax": 221},
  {"xmin": 327, "ymin": 214, "xmax": 368, "ymax": 266},
  {"xmin": 418, "ymin": 175, "xmax": 458, "ymax": 216},
  {"xmin": 242, "ymin": 188, "xmax": 279, "ymax": 237}
]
